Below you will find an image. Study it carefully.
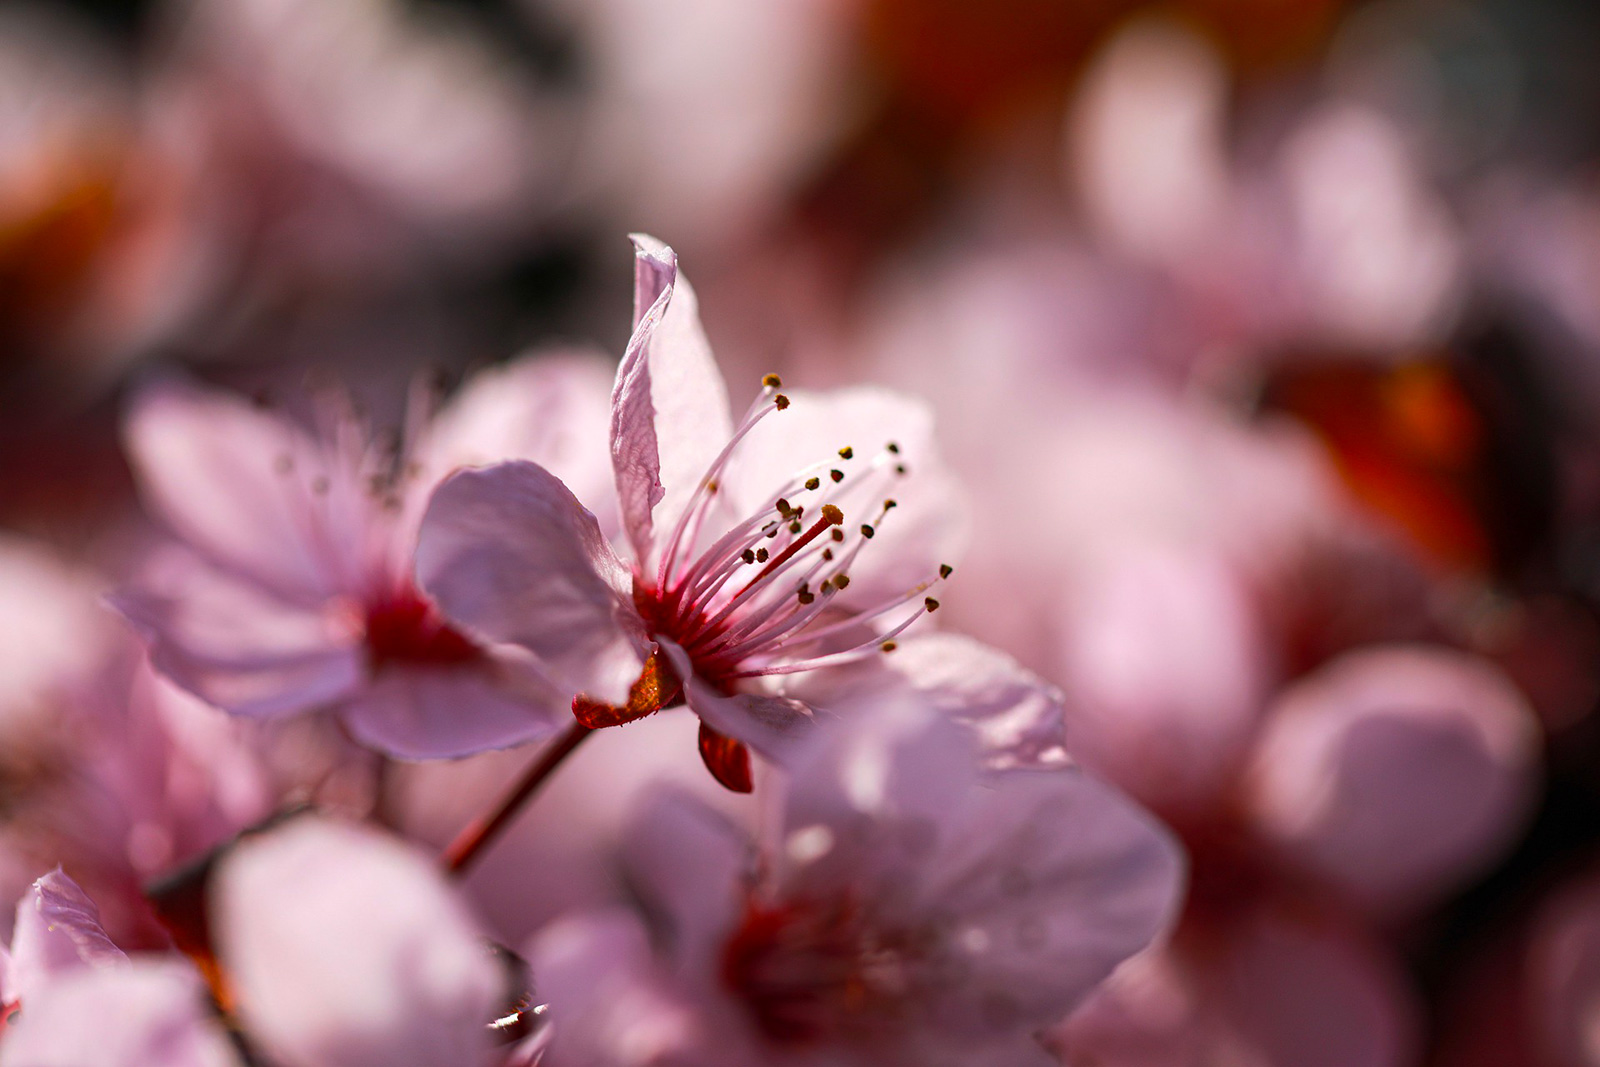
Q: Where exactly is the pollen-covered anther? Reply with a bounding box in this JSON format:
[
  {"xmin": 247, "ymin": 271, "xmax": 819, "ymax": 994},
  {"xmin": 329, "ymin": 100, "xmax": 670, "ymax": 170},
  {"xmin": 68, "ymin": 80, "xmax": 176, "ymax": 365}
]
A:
[
  {"xmin": 741, "ymin": 549, "xmax": 757, "ymax": 564},
  {"xmin": 762, "ymin": 373, "xmax": 783, "ymax": 388},
  {"xmin": 830, "ymin": 528, "xmax": 845, "ymax": 542},
  {"xmin": 805, "ymin": 477, "xmax": 820, "ymax": 491},
  {"xmin": 838, "ymin": 446, "xmax": 854, "ymax": 460},
  {"xmin": 797, "ymin": 586, "xmax": 815, "ymax": 606},
  {"xmin": 883, "ymin": 499, "xmax": 898, "ymax": 511},
  {"xmin": 860, "ymin": 525, "xmax": 876, "ymax": 540},
  {"xmin": 880, "ymin": 640, "xmax": 898, "ymax": 653},
  {"xmin": 774, "ymin": 394, "xmax": 791, "ymax": 410},
  {"xmin": 924, "ymin": 597, "xmax": 940, "ymax": 612},
  {"xmin": 886, "ymin": 442, "xmax": 901, "ymax": 454},
  {"xmin": 939, "ymin": 564, "xmax": 954, "ymax": 579},
  {"xmin": 820, "ymin": 504, "xmax": 844, "ymax": 526},
  {"xmin": 829, "ymin": 469, "xmax": 845, "ymax": 483},
  {"xmin": 756, "ymin": 548, "xmax": 769, "ymax": 563},
  {"xmin": 833, "ymin": 574, "xmax": 850, "ymax": 589},
  {"xmin": 776, "ymin": 498, "xmax": 793, "ymax": 517},
  {"xmin": 788, "ymin": 521, "xmax": 802, "ymax": 535}
]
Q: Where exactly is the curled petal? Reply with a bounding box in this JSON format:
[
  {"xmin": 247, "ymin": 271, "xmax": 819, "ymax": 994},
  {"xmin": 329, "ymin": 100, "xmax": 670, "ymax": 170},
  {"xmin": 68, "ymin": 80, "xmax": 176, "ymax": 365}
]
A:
[
  {"xmin": 611, "ymin": 235, "xmax": 733, "ymax": 565},
  {"xmin": 417, "ymin": 462, "xmax": 642, "ymax": 705},
  {"xmin": 8, "ymin": 869, "xmax": 126, "ymax": 1002}
]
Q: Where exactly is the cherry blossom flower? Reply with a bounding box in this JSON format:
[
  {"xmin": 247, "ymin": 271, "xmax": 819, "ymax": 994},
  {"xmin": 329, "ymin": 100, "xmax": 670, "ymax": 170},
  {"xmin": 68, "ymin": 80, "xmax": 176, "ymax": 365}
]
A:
[
  {"xmin": 114, "ymin": 353, "xmax": 615, "ymax": 759},
  {"xmin": 532, "ymin": 700, "xmax": 1183, "ymax": 1066},
  {"xmin": 417, "ymin": 236, "xmax": 1065, "ymax": 792}
]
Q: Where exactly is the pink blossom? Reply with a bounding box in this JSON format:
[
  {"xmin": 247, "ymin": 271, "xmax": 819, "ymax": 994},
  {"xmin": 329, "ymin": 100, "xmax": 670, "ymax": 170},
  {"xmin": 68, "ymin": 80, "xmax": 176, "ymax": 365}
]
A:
[
  {"xmin": 114, "ymin": 354, "xmax": 615, "ymax": 759},
  {"xmin": 532, "ymin": 702, "xmax": 1183, "ymax": 1066},
  {"xmin": 419, "ymin": 236, "xmax": 1066, "ymax": 791}
]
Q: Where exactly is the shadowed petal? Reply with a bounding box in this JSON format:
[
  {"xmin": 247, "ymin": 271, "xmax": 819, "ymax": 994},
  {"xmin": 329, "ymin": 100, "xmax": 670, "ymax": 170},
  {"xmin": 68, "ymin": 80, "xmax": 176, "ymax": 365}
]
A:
[{"xmin": 417, "ymin": 461, "xmax": 642, "ymax": 705}]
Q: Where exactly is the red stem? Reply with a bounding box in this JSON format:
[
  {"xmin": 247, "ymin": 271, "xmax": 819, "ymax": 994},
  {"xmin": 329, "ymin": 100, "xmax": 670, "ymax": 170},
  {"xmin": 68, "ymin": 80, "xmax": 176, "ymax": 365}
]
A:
[{"xmin": 442, "ymin": 720, "xmax": 593, "ymax": 875}]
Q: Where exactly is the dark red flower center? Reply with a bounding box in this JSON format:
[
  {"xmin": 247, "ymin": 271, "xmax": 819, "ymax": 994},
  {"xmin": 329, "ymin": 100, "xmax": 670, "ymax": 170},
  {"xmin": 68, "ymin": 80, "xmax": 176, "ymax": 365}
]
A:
[{"xmin": 364, "ymin": 586, "xmax": 482, "ymax": 671}]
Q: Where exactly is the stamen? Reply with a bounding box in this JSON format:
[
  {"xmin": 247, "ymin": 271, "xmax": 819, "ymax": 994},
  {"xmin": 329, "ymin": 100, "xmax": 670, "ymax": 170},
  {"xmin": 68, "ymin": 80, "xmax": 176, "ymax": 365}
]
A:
[
  {"xmin": 775, "ymin": 394, "xmax": 791, "ymax": 410},
  {"xmin": 762, "ymin": 373, "xmax": 783, "ymax": 388},
  {"xmin": 838, "ymin": 446, "xmax": 854, "ymax": 460},
  {"xmin": 805, "ymin": 477, "xmax": 820, "ymax": 491},
  {"xmin": 939, "ymin": 564, "xmax": 954, "ymax": 578},
  {"xmin": 830, "ymin": 469, "xmax": 845, "ymax": 483}
]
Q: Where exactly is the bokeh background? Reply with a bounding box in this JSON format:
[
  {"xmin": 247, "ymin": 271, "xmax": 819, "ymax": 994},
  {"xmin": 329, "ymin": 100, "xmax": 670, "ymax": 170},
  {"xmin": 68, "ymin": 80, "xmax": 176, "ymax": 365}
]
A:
[{"xmin": 8, "ymin": 0, "xmax": 1600, "ymax": 1064}]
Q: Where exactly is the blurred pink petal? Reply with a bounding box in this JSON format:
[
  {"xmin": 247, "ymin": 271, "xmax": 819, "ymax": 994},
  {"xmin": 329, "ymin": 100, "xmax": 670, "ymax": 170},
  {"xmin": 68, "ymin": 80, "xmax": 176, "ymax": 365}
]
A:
[
  {"xmin": 1245, "ymin": 645, "xmax": 1540, "ymax": 912},
  {"xmin": 213, "ymin": 817, "xmax": 502, "ymax": 1067},
  {"xmin": 0, "ymin": 959, "xmax": 243, "ymax": 1067}
]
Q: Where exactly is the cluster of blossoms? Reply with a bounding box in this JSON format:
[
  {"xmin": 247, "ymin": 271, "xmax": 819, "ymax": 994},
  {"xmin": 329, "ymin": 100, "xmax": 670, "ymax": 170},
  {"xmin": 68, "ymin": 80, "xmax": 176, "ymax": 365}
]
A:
[{"xmin": 0, "ymin": 237, "xmax": 1184, "ymax": 1066}]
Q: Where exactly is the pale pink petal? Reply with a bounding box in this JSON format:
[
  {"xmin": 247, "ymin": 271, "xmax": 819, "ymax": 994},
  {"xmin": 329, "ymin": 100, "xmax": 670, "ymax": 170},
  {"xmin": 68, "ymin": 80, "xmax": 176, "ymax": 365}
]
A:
[
  {"xmin": 412, "ymin": 350, "xmax": 620, "ymax": 542},
  {"xmin": 111, "ymin": 547, "xmax": 364, "ymax": 720},
  {"xmin": 782, "ymin": 706, "xmax": 1183, "ymax": 1036},
  {"xmin": 340, "ymin": 654, "xmax": 567, "ymax": 760},
  {"xmin": 610, "ymin": 235, "xmax": 733, "ymax": 564},
  {"xmin": 659, "ymin": 640, "xmax": 812, "ymax": 759},
  {"xmin": 787, "ymin": 632, "xmax": 1068, "ymax": 769},
  {"xmin": 0, "ymin": 960, "xmax": 244, "ymax": 1067},
  {"xmin": 721, "ymin": 385, "xmax": 965, "ymax": 602},
  {"xmin": 213, "ymin": 817, "xmax": 501, "ymax": 1067},
  {"xmin": 123, "ymin": 381, "xmax": 349, "ymax": 605},
  {"xmin": 7, "ymin": 869, "xmax": 126, "ymax": 1001},
  {"xmin": 416, "ymin": 462, "xmax": 642, "ymax": 704},
  {"xmin": 531, "ymin": 911, "xmax": 706, "ymax": 1067},
  {"xmin": 1245, "ymin": 645, "xmax": 1540, "ymax": 912}
]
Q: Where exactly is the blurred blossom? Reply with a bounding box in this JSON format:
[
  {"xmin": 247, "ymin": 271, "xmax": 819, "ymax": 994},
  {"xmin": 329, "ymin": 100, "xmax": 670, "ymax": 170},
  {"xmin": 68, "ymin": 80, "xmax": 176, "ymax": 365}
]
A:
[
  {"xmin": 0, "ymin": 6, "xmax": 213, "ymax": 385},
  {"xmin": 546, "ymin": 0, "xmax": 856, "ymax": 253},
  {"xmin": 1069, "ymin": 17, "xmax": 1465, "ymax": 359},
  {"xmin": 113, "ymin": 353, "xmax": 616, "ymax": 759},
  {"xmin": 159, "ymin": 0, "xmax": 556, "ymax": 264},
  {"xmin": 534, "ymin": 702, "xmax": 1182, "ymax": 1066}
]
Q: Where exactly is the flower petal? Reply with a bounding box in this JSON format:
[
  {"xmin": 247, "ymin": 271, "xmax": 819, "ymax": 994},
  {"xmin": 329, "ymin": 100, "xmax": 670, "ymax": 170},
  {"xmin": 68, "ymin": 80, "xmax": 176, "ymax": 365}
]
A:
[
  {"xmin": 416, "ymin": 461, "xmax": 643, "ymax": 704},
  {"xmin": 1245, "ymin": 644, "xmax": 1540, "ymax": 912},
  {"xmin": 610, "ymin": 235, "xmax": 733, "ymax": 565},
  {"xmin": 111, "ymin": 547, "xmax": 364, "ymax": 720},
  {"xmin": 213, "ymin": 817, "xmax": 502, "ymax": 1067},
  {"xmin": 7, "ymin": 869, "xmax": 126, "ymax": 1002},
  {"xmin": 789, "ymin": 633, "xmax": 1068, "ymax": 769},
  {"xmin": 659, "ymin": 640, "xmax": 812, "ymax": 760},
  {"xmin": 414, "ymin": 350, "xmax": 620, "ymax": 541},
  {"xmin": 0, "ymin": 960, "xmax": 244, "ymax": 1067},
  {"xmin": 123, "ymin": 381, "xmax": 351, "ymax": 606},
  {"xmin": 619, "ymin": 789, "xmax": 750, "ymax": 966},
  {"xmin": 339, "ymin": 653, "xmax": 569, "ymax": 760}
]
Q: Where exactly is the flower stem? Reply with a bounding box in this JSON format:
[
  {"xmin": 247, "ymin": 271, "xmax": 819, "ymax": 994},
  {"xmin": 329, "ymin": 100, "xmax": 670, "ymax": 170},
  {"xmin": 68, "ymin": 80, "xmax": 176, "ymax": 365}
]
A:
[{"xmin": 442, "ymin": 720, "xmax": 593, "ymax": 875}]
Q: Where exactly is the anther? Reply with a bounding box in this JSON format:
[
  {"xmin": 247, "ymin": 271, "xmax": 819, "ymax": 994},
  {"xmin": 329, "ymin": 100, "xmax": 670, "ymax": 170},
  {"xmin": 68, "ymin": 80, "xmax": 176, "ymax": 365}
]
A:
[
  {"xmin": 880, "ymin": 640, "xmax": 898, "ymax": 652},
  {"xmin": 830, "ymin": 469, "xmax": 845, "ymax": 483},
  {"xmin": 805, "ymin": 477, "xmax": 820, "ymax": 491},
  {"xmin": 895, "ymin": 464, "xmax": 907, "ymax": 475},
  {"xmin": 924, "ymin": 597, "xmax": 940, "ymax": 612},
  {"xmin": 820, "ymin": 504, "xmax": 844, "ymax": 526},
  {"xmin": 860, "ymin": 525, "xmax": 876, "ymax": 539},
  {"xmin": 776, "ymin": 498, "xmax": 792, "ymax": 517},
  {"xmin": 821, "ymin": 548, "xmax": 834, "ymax": 562},
  {"xmin": 788, "ymin": 521, "xmax": 802, "ymax": 535},
  {"xmin": 756, "ymin": 548, "xmax": 769, "ymax": 563},
  {"xmin": 883, "ymin": 499, "xmax": 898, "ymax": 510},
  {"xmin": 707, "ymin": 480, "xmax": 719, "ymax": 494},
  {"xmin": 830, "ymin": 528, "xmax": 845, "ymax": 542},
  {"xmin": 741, "ymin": 549, "xmax": 756, "ymax": 564},
  {"xmin": 834, "ymin": 574, "xmax": 850, "ymax": 589},
  {"xmin": 939, "ymin": 564, "xmax": 954, "ymax": 579},
  {"xmin": 886, "ymin": 442, "xmax": 900, "ymax": 454},
  {"xmin": 839, "ymin": 446, "xmax": 854, "ymax": 460},
  {"xmin": 798, "ymin": 586, "xmax": 816, "ymax": 605},
  {"xmin": 775, "ymin": 394, "xmax": 791, "ymax": 410},
  {"xmin": 762, "ymin": 373, "xmax": 783, "ymax": 388}
]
